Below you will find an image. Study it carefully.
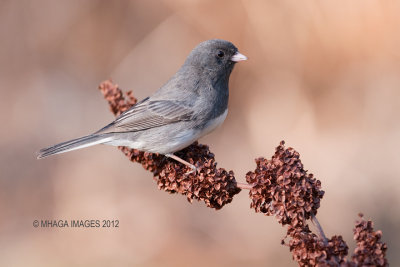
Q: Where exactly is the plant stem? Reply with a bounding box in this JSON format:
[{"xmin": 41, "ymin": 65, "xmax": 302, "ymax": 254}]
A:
[
  {"xmin": 311, "ymin": 214, "xmax": 328, "ymax": 245},
  {"xmin": 236, "ymin": 182, "xmax": 252, "ymax": 190}
]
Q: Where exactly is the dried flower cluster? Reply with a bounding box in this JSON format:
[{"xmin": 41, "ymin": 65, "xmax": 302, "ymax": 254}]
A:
[
  {"xmin": 245, "ymin": 141, "xmax": 325, "ymax": 228},
  {"xmin": 288, "ymin": 227, "xmax": 348, "ymax": 266},
  {"xmin": 98, "ymin": 80, "xmax": 240, "ymax": 209},
  {"xmin": 98, "ymin": 80, "xmax": 388, "ymax": 266},
  {"xmin": 351, "ymin": 213, "xmax": 388, "ymax": 266},
  {"xmin": 288, "ymin": 214, "xmax": 389, "ymax": 267},
  {"xmin": 245, "ymin": 142, "xmax": 388, "ymax": 266},
  {"xmin": 99, "ymin": 80, "xmax": 138, "ymax": 116}
]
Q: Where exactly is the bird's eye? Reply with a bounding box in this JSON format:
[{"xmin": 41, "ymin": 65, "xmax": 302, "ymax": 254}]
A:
[{"xmin": 217, "ymin": 50, "xmax": 225, "ymax": 58}]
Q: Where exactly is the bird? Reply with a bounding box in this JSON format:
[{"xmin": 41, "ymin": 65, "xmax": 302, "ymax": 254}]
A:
[{"xmin": 37, "ymin": 39, "xmax": 247, "ymax": 173}]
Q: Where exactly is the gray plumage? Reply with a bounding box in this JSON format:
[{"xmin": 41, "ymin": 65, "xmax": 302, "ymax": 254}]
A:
[{"xmin": 37, "ymin": 39, "xmax": 247, "ymax": 160}]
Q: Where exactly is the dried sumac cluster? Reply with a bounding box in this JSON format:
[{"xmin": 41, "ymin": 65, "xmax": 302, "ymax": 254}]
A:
[
  {"xmin": 287, "ymin": 214, "xmax": 388, "ymax": 266},
  {"xmin": 289, "ymin": 227, "xmax": 348, "ymax": 266},
  {"xmin": 245, "ymin": 142, "xmax": 388, "ymax": 266},
  {"xmin": 99, "ymin": 80, "xmax": 240, "ymax": 209},
  {"xmin": 351, "ymin": 214, "xmax": 388, "ymax": 266},
  {"xmin": 246, "ymin": 141, "xmax": 325, "ymax": 228}
]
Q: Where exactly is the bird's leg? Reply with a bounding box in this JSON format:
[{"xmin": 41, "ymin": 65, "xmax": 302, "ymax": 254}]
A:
[{"xmin": 165, "ymin": 153, "xmax": 197, "ymax": 174}]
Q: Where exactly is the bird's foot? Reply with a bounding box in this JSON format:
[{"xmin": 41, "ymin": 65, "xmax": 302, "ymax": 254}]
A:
[
  {"xmin": 185, "ymin": 164, "xmax": 198, "ymax": 175},
  {"xmin": 165, "ymin": 153, "xmax": 198, "ymax": 175}
]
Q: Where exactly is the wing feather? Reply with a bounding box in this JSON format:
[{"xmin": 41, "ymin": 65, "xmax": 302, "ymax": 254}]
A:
[{"xmin": 97, "ymin": 98, "xmax": 193, "ymax": 133}]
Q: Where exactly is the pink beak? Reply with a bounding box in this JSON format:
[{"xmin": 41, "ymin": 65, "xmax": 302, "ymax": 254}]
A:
[{"xmin": 230, "ymin": 51, "xmax": 248, "ymax": 62}]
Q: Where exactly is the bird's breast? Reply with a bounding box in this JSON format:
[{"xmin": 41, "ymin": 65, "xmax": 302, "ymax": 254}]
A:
[{"xmin": 201, "ymin": 109, "xmax": 228, "ymax": 136}]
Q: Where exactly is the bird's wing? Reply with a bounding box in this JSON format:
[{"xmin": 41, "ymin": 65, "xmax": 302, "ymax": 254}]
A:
[{"xmin": 97, "ymin": 97, "xmax": 194, "ymax": 134}]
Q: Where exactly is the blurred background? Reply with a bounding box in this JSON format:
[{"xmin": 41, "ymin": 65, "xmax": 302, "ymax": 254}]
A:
[{"xmin": 1, "ymin": 0, "xmax": 399, "ymax": 266}]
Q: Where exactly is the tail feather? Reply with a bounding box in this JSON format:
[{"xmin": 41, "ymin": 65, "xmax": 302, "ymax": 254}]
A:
[{"xmin": 37, "ymin": 134, "xmax": 111, "ymax": 159}]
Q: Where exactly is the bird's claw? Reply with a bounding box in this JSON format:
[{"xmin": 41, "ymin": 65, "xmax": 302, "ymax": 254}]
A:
[{"xmin": 185, "ymin": 165, "xmax": 198, "ymax": 176}]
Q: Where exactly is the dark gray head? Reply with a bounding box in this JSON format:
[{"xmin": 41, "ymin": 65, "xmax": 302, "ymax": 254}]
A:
[{"xmin": 183, "ymin": 39, "xmax": 247, "ymax": 77}]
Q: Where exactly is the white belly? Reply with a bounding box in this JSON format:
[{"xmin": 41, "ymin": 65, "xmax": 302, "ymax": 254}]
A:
[{"xmin": 158, "ymin": 109, "xmax": 229, "ymax": 153}]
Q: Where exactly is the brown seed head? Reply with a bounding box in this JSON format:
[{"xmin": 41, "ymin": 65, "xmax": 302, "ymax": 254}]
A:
[{"xmin": 246, "ymin": 141, "xmax": 325, "ymax": 228}]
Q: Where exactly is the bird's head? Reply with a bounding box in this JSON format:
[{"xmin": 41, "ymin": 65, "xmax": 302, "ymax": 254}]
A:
[{"xmin": 183, "ymin": 39, "xmax": 247, "ymax": 77}]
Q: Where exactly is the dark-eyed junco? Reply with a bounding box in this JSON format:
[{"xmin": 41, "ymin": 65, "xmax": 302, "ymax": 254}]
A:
[{"xmin": 37, "ymin": 39, "xmax": 247, "ymax": 172}]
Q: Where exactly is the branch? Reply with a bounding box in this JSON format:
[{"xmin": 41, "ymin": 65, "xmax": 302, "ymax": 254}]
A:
[
  {"xmin": 98, "ymin": 80, "xmax": 241, "ymax": 209},
  {"xmin": 311, "ymin": 214, "xmax": 328, "ymax": 245},
  {"xmin": 98, "ymin": 80, "xmax": 388, "ymax": 266}
]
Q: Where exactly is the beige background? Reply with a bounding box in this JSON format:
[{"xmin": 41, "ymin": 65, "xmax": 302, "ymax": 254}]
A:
[{"xmin": 1, "ymin": 0, "xmax": 399, "ymax": 266}]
